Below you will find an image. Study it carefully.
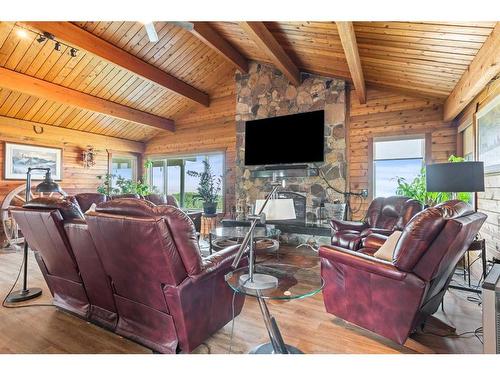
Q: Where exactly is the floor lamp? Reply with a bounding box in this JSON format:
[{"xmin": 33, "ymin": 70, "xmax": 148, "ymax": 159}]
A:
[
  {"xmin": 6, "ymin": 167, "xmax": 62, "ymax": 303},
  {"xmin": 426, "ymin": 161, "xmax": 485, "ymax": 293},
  {"xmin": 231, "ymin": 181, "xmax": 296, "ymax": 290}
]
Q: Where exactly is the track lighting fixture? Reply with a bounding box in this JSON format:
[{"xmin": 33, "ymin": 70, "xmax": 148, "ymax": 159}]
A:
[{"xmin": 15, "ymin": 26, "xmax": 79, "ymax": 58}]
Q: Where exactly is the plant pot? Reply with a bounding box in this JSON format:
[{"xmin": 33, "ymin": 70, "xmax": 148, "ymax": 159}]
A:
[{"xmin": 203, "ymin": 202, "xmax": 217, "ymax": 215}]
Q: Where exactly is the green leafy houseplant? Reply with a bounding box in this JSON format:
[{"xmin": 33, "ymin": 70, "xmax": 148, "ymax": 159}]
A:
[
  {"xmin": 395, "ymin": 155, "xmax": 472, "ymax": 207},
  {"xmin": 96, "ymin": 173, "xmax": 157, "ymax": 196},
  {"xmin": 187, "ymin": 159, "xmax": 222, "ymax": 215}
]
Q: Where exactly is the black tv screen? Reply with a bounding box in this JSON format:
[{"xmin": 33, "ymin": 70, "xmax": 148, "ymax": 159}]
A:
[{"xmin": 244, "ymin": 110, "xmax": 324, "ymax": 166}]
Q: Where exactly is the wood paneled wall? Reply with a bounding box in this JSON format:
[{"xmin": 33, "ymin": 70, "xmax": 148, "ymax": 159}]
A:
[
  {"xmin": 145, "ymin": 78, "xmax": 236, "ymax": 214},
  {"xmin": 457, "ymin": 78, "xmax": 500, "ymax": 261},
  {"xmin": 348, "ymin": 87, "xmax": 456, "ymax": 219},
  {"xmin": 0, "ymin": 116, "xmax": 144, "ymax": 240}
]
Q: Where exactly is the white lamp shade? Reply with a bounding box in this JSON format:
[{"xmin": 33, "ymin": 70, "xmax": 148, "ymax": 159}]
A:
[{"xmin": 255, "ymin": 198, "xmax": 296, "ymax": 220}]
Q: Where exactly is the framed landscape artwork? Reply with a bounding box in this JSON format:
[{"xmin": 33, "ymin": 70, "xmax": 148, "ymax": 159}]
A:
[
  {"xmin": 4, "ymin": 142, "xmax": 63, "ymax": 180},
  {"xmin": 478, "ymin": 95, "xmax": 500, "ymax": 175}
]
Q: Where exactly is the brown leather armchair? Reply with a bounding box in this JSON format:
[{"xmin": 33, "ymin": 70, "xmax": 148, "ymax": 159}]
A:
[
  {"xmin": 320, "ymin": 200, "xmax": 486, "ymax": 345},
  {"xmin": 85, "ymin": 198, "xmax": 245, "ymax": 353},
  {"xmin": 331, "ymin": 196, "xmax": 422, "ymax": 250}
]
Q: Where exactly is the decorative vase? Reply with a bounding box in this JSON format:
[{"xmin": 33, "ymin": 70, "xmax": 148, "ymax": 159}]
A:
[{"xmin": 203, "ymin": 202, "xmax": 217, "ymax": 215}]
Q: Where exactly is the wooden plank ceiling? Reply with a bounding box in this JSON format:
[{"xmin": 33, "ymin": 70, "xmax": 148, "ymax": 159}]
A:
[
  {"xmin": 210, "ymin": 21, "xmax": 496, "ymax": 99},
  {"xmin": 0, "ymin": 21, "xmax": 496, "ymax": 142},
  {"xmin": 0, "ymin": 21, "xmax": 230, "ymax": 142}
]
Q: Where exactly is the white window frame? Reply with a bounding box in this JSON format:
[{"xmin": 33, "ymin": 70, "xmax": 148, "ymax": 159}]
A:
[{"xmin": 372, "ymin": 135, "xmax": 426, "ymax": 198}]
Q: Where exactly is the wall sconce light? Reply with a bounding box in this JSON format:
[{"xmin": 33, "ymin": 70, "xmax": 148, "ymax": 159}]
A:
[{"xmin": 82, "ymin": 146, "xmax": 97, "ymax": 168}]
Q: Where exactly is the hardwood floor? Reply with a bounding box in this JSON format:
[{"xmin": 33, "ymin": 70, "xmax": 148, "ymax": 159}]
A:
[{"xmin": 0, "ymin": 245, "xmax": 483, "ymax": 354}]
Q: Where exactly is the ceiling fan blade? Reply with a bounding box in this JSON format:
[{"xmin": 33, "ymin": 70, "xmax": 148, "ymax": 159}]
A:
[{"xmin": 144, "ymin": 22, "xmax": 159, "ymax": 43}]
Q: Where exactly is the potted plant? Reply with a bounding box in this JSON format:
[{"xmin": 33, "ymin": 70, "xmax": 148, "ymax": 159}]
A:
[
  {"xmin": 187, "ymin": 160, "xmax": 222, "ymax": 215},
  {"xmin": 395, "ymin": 155, "xmax": 471, "ymax": 206}
]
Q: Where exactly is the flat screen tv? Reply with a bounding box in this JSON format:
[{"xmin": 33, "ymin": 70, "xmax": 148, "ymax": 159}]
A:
[{"xmin": 244, "ymin": 110, "xmax": 324, "ymax": 166}]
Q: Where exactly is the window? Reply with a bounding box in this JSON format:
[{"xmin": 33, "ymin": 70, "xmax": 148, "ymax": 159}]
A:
[
  {"xmin": 149, "ymin": 152, "xmax": 225, "ymax": 211},
  {"xmin": 462, "ymin": 125, "xmax": 475, "ymax": 161},
  {"xmin": 111, "ymin": 153, "xmax": 138, "ymax": 187},
  {"xmin": 373, "ymin": 137, "xmax": 425, "ymax": 198}
]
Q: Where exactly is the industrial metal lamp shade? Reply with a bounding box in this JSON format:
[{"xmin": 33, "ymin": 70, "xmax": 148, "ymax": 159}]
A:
[
  {"xmin": 35, "ymin": 170, "xmax": 62, "ymax": 194},
  {"xmin": 426, "ymin": 162, "xmax": 485, "ymax": 193}
]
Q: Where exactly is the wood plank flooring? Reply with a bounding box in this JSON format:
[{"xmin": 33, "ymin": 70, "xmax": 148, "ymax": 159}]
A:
[{"xmin": 0, "ymin": 246, "xmax": 483, "ymax": 354}]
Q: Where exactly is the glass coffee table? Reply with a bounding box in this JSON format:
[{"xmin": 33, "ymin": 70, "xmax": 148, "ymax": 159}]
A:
[
  {"xmin": 209, "ymin": 226, "xmax": 280, "ymax": 254},
  {"xmin": 225, "ymin": 260, "xmax": 324, "ymax": 354}
]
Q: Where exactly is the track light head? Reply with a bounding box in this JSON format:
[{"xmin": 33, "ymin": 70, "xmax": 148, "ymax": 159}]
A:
[
  {"xmin": 36, "ymin": 35, "xmax": 46, "ymax": 43},
  {"xmin": 54, "ymin": 41, "xmax": 61, "ymax": 51},
  {"xmin": 70, "ymin": 48, "xmax": 77, "ymax": 57}
]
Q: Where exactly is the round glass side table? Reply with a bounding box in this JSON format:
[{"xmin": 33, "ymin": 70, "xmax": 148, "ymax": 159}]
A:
[{"xmin": 226, "ymin": 261, "xmax": 324, "ymax": 354}]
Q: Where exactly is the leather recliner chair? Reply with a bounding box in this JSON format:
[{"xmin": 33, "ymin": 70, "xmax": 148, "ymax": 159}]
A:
[
  {"xmin": 72, "ymin": 192, "xmax": 107, "ymax": 212},
  {"xmin": 331, "ymin": 196, "xmax": 423, "ymax": 250},
  {"xmin": 143, "ymin": 193, "xmax": 202, "ymax": 232},
  {"xmin": 320, "ymin": 200, "xmax": 487, "ymax": 345},
  {"xmin": 85, "ymin": 198, "xmax": 245, "ymax": 353},
  {"xmin": 10, "ymin": 197, "xmax": 116, "ymax": 323}
]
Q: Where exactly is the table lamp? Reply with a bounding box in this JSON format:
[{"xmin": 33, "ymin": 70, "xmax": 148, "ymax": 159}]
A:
[
  {"xmin": 6, "ymin": 167, "xmax": 62, "ymax": 303},
  {"xmin": 426, "ymin": 161, "xmax": 484, "ymax": 202},
  {"xmin": 231, "ymin": 180, "xmax": 296, "ymax": 290}
]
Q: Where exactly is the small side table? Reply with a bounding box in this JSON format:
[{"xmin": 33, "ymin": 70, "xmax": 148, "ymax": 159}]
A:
[
  {"xmin": 449, "ymin": 238, "xmax": 487, "ymax": 293},
  {"xmin": 226, "ymin": 262, "xmax": 324, "ymax": 354},
  {"xmin": 200, "ymin": 214, "xmax": 218, "ymax": 241}
]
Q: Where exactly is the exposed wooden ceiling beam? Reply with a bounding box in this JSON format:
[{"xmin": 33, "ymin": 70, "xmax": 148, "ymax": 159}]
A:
[
  {"xmin": 190, "ymin": 22, "xmax": 248, "ymax": 73},
  {"xmin": 24, "ymin": 21, "xmax": 209, "ymax": 107},
  {"xmin": 336, "ymin": 22, "xmax": 367, "ymax": 104},
  {"xmin": 0, "ymin": 67, "xmax": 175, "ymax": 132},
  {"xmin": 239, "ymin": 22, "xmax": 300, "ymax": 86},
  {"xmin": 443, "ymin": 22, "xmax": 500, "ymax": 122}
]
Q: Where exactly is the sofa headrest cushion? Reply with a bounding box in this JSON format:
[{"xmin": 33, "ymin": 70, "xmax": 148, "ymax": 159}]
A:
[
  {"xmin": 393, "ymin": 200, "xmax": 474, "ymax": 271},
  {"xmin": 95, "ymin": 198, "xmax": 156, "ymax": 217},
  {"xmin": 24, "ymin": 197, "xmax": 85, "ymax": 221},
  {"xmin": 434, "ymin": 200, "xmax": 473, "ymax": 219}
]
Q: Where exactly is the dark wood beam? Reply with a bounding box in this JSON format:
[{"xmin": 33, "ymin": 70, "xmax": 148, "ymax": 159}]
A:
[
  {"xmin": 0, "ymin": 67, "xmax": 175, "ymax": 132},
  {"xmin": 24, "ymin": 21, "xmax": 209, "ymax": 107},
  {"xmin": 444, "ymin": 22, "xmax": 500, "ymax": 121},
  {"xmin": 239, "ymin": 22, "xmax": 300, "ymax": 86},
  {"xmin": 190, "ymin": 22, "xmax": 248, "ymax": 73},
  {"xmin": 336, "ymin": 22, "xmax": 366, "ymax": 104}
]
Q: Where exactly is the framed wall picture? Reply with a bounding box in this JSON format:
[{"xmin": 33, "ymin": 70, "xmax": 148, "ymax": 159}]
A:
[
  {"xmin": 477, "ymin": 94, "xmax": 500, "ymax": 174},
  {"xmin": 4, "ymin": 142, "xmax": 63, "ymax": 180}
]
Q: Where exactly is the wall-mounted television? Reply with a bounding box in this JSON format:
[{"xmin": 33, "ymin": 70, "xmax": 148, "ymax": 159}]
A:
[{"xmin": 244, "ymin": 110, "xmax": 325, "ymax": 166}]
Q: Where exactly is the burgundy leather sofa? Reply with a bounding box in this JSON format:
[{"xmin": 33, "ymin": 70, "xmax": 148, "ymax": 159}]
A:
[
  {"xmin": 320, "ymin": 200, "xmax": 486, "ymax": 345},
  {"xmin": 85, "ymin": 198, "xmax": 244, "ymax": 353},
  {"xmin": 331, "ymin": 196, "xmax": 422, "ymax": 250},
  {"xmin": 11, "ymin": 197, "xmax": 243, "ymax": 353}
]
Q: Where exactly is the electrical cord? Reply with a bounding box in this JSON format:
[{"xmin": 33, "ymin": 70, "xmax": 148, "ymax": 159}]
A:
[
  {"xmin": 421, "ymin": 326, "xmax": 483, "ymax": 344},
  {"xmin": 313, "ymin": 162, "xmax": 367, "ymax": 220},
  {"xmin": 228, "ymin": 277, "xmax": 250, "ymax": 354},
  {"xmin": 2, "ymin": 248, "xmax": 54, "ymax": 309}
]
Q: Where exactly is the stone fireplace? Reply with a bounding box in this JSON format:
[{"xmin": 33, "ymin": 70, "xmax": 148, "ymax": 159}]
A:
[{"xmin": 235, "ymin": 62, "xmax": 347, "ymax": 224}]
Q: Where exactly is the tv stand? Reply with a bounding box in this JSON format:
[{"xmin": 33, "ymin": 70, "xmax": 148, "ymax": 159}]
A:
[{"xmin": 263, "ymin": 164, "xmax": 308, "ymax": 171}]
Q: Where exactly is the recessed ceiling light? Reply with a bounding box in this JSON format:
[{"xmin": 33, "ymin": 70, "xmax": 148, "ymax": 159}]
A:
[{"xmin": 16, "ymin": 29, "xmax": 28, "ymax": 39}]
